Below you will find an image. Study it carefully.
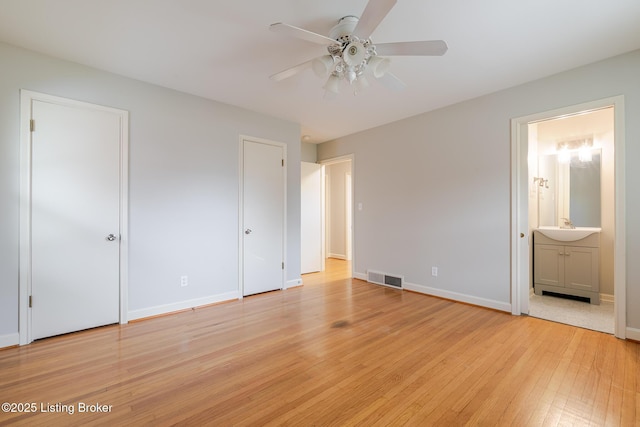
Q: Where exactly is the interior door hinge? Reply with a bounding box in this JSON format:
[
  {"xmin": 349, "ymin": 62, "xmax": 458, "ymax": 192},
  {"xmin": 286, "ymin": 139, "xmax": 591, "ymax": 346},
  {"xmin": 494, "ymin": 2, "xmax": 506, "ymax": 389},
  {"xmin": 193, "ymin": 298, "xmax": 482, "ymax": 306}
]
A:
[
  {"xmin": 29, "ymin": 295, "xmax": 32, "ymax": 308},
  {"xmin": 30, "ymin": 119, "xmax": 35, "ymax": 132},
  {"xmin": 282, "ymin": 159, "xmax": 284, "ymax": 167},
  {"xmin": 282, "ymin": 262, "xmax": 284, "ymax": 270}
]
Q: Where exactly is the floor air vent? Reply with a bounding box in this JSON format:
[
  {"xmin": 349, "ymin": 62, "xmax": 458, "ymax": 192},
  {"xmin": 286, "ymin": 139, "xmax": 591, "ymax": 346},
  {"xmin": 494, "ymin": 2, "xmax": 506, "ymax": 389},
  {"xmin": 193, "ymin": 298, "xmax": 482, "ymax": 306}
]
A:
[{"xmin": 367, "ymin": 270, "xmax": 404, "ymax": 289}]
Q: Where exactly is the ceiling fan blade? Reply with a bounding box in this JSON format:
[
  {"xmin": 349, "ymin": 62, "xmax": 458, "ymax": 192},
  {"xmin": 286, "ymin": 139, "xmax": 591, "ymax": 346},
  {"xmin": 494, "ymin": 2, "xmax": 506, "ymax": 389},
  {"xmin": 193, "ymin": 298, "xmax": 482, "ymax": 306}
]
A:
[
  {"xmin": 377, "ymin": 72, "xmax": 406, "ymax": 91},
  {"xmin": 352, "ymin": 0, "xmax": 397, "ymax": 40},
  {"xmin": 375, "ymin": 40, "xmax": 448, "ymax": 56},
  {"xmin": 269, "ymin": 59, "xmax": 314, "ymax": 82},
  {"xmin": 270, "ymin": 22, "xmax": 336, "ymax": 45}
]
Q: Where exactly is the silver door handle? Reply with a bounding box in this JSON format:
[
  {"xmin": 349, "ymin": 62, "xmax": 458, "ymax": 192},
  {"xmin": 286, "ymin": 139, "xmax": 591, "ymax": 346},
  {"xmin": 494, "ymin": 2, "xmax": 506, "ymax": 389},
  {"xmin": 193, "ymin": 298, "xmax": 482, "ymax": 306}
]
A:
[
  {"xmin": 245, "ymin": 229, "xmax": 252, "ymax": 235},
  {"xmin": 106, "ymin": 234, "xmax": 117, "ymax": 241}
]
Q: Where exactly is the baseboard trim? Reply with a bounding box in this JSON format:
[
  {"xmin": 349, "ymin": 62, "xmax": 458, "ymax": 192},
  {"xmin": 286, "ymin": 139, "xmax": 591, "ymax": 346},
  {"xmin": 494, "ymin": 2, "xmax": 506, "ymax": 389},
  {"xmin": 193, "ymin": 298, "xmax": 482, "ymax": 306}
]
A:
[
  {"xmin": 354, "ymin": 270, "xmax": 511, "ymax": 313},
  {"xmin": 626, "ymin": 327, "xmax": 640, "ymax": 342},
  {"xmin": 600, "ymin": 293, "xmax": 614, "ymax": 303},
  {"xmin": 128, "ymin": 291, "xmax": 239, "ymax": 322},
  {"xmin": 328, "ymin": 253, "xmax": 347, "ymax": 260},
  {"xmin": 402, "ymin": 282, "xmax": 512, "ymax": 313},
  {"xmin": 286, "ymin": 278, "xmax": 303, "ymax": 288},
  {"xmin": 0, "ymin": 333, "xmax": 20, "ymax": 349},
  {"xmin": 353, "ymin": 272, "xmax": 367, "ymax": 281}
]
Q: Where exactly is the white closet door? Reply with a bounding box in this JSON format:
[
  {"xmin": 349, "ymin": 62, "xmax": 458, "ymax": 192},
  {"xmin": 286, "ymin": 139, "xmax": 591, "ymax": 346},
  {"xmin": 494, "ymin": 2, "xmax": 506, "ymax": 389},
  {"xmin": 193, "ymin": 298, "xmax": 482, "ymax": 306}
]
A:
[
  {"xmin": 31, "ymin": 99, "xmax": 121, "ymax": 339},
  {"xmin": 242, "ymin": 139, "xmax": 285, "ymax": 296}
]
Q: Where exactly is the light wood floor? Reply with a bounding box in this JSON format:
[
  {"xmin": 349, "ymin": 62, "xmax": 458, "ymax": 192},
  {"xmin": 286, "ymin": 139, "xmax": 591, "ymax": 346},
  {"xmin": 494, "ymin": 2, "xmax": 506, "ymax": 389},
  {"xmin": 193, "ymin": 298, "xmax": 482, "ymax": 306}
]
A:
[{"xmin": 1, "ymin": 258, "xmax": 638, "ymax": 426}]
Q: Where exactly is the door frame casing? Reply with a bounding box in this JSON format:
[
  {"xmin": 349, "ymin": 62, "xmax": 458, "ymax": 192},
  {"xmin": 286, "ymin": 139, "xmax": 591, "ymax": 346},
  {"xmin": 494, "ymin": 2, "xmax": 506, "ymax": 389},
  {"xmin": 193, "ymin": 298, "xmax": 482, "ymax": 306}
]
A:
[
  {"xmin": 510, "ymin": 95, "xmax": 626, "ymax": 338},
  {"xmin": 238, "ymin": 135, "xmax": 287, "ymax": 298},
  {"xmin": 19, "ymin": 90, "xmax": 129, "ymax": 345}
]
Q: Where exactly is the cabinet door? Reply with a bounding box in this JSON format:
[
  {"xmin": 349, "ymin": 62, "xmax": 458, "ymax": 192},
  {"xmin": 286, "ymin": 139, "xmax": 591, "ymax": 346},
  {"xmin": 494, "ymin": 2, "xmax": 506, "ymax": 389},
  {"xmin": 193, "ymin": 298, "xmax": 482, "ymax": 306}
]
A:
[
  {"xmin": 534, "ymin": 244, "xmax": 564, "ymax": 287},
  {"xmin": 565, "ymin": 247, "xmax": 599, "ymax": 292}
]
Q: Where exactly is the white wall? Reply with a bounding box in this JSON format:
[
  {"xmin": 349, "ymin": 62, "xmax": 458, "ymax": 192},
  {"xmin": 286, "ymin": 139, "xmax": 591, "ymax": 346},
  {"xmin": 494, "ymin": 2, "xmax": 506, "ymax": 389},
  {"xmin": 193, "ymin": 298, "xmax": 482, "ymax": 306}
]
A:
[
  {"xmin": 318, "ymin": 50, "xmax": 640, "ymax": 328},
  {"xmin": 0, "ymin": 42, "xmax": 301, "ymax": 343}
]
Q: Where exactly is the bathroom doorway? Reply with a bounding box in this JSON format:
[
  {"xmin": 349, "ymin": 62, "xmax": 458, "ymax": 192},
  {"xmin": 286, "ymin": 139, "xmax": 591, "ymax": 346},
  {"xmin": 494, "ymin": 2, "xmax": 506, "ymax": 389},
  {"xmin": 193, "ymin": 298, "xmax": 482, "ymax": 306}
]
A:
[
  {"xmin": 511, "ymin": 96, "xmax": 626, "ymax": 338},
  {"xmin": 528, "ymin": 108, "xmax": 614, "ymax": 333}
]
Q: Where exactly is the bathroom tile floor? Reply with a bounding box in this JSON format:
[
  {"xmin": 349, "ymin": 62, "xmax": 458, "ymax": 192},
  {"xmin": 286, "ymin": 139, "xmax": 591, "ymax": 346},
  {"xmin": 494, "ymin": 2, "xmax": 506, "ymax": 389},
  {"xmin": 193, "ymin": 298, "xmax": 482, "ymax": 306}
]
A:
[{"xmin": 528, "ymin": 293, "xmax": 614, "ymax": 334}]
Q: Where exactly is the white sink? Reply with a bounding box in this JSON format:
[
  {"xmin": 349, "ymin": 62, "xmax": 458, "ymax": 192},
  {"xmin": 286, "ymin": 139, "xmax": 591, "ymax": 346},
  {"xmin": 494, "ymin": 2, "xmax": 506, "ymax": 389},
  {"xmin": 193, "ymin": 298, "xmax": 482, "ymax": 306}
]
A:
[{"xmin": 536, "ymin": 226, "xmax": 601, "ymax": 242}]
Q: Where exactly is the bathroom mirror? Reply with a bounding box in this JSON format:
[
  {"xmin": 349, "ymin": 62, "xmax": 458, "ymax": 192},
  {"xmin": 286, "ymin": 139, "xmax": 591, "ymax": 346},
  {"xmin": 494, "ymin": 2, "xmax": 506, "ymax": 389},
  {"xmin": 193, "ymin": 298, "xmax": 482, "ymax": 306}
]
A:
[{"xmin": 538, "ymin": 149, "xmax": 601, "ymax": 227}]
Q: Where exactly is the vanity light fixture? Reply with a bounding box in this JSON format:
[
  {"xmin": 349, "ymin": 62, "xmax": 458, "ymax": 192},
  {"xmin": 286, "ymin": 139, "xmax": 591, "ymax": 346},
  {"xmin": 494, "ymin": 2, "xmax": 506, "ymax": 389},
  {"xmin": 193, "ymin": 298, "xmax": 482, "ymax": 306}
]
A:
[
  {"xmin": 556, "ymin": 136, "xmax": 594, "ymax": 163},
  {"xmin": 557, "ymin": 146, "xmax": 571, "ymax": 163},
  {"xmin": 578, "ymin": 144, "xmax": 593, "ymax": 162}
]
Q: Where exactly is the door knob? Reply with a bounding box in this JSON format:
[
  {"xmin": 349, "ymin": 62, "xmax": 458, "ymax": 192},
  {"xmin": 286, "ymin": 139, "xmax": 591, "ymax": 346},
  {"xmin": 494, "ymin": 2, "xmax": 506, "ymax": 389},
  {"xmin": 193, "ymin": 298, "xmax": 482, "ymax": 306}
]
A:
[
  {"xmin": 245, "ymin": 229, "xmax": 252, "ymax": 235},
  {"xmin": 106, "ymin": 234, "xmax": 117, "ymax": 241}
]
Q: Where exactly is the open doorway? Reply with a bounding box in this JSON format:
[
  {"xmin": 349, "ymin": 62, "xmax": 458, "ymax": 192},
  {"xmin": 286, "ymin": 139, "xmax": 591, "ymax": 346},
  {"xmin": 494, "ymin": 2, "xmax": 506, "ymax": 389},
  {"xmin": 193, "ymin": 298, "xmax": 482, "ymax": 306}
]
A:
[
  {"xmin": 528, "ymin": 108, "xmax": 614, "ymax": 333},
  {"xmin": 511, "ymin": 96, "xmax": 626, "ymax": 338},
  {"xmin": 321, "ymin": 155, "xmax": 354, "ymax": 277}
]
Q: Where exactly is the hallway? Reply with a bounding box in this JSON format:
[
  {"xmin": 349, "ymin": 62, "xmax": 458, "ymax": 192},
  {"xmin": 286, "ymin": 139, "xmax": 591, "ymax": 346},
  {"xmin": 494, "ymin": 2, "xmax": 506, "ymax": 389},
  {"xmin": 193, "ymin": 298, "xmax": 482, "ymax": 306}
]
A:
[{"xmin": 301, "ymin": 257, "xmax": 351, "ymax": 286}]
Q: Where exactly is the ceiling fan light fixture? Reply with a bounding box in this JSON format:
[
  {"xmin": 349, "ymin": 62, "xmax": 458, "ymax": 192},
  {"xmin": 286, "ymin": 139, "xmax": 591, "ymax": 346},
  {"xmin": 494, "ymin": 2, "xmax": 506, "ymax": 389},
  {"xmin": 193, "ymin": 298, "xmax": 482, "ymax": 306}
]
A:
[
  {"xmin": 368, "ymin": 55, "xmax": 391, "ymax": 78},
  {"xmin": 354, "ymin": 75, "xmax": 370, "ymax": 94},
  {"xmin": 270, "ymin": 0, "xmax": 448, "ymax": 96},
  {"xmin": 312, "ymin": 55, "xmax": 335, "ymax": 78},
  {"xmin": 346, "ymin": 68, "xmax": 358, "ymax": 83},
  {"xmin": 323, "ymin": 74, "xmax": 341, "ymax": 94},
  {"xmin": 343, "ymin": 41, "xmax": 367, "ymax": 66}
]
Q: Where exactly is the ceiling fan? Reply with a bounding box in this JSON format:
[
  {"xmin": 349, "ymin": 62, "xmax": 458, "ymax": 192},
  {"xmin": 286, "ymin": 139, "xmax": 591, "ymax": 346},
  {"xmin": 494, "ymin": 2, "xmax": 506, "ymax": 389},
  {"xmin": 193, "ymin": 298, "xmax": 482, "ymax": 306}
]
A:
[{"xmin": 269, "ymin": 0, "xmax": 448, "ymax": 96}]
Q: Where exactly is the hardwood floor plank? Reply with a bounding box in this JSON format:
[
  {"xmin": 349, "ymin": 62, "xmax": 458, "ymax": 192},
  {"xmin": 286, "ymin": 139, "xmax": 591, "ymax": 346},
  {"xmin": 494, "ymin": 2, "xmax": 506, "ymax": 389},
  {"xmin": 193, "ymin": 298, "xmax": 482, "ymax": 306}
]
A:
[{"xmin": 1, "ymin": 258, "xmax": 638, "ymax": 426}]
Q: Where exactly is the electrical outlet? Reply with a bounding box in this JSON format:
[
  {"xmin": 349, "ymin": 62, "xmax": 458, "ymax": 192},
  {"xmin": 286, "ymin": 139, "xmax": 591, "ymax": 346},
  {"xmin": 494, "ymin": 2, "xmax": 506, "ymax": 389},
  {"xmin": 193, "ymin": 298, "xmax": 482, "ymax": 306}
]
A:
[
  {"xmin": 180, "ymin": 275, "xmax": 188, "ymax": 287},
  {"xmin": 431, "ymin": 267, "xmax": 438, "ymax": 277}
]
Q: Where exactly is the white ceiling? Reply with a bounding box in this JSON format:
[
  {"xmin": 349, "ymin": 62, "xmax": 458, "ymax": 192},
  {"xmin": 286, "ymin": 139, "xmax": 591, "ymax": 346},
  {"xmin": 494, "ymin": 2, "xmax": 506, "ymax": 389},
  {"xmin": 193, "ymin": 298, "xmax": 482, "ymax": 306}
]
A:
[{"xmin": 1, "ymin": 0, "xmax": 639, "ymax": 143}]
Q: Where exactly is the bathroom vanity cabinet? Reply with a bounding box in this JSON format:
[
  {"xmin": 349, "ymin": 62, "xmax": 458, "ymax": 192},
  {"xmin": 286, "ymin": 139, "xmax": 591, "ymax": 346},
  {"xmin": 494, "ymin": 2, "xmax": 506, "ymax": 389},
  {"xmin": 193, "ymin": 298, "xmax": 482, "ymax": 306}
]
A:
[{"xmin": 533, "ymin": 230, "xmax": 600, "ymax": 304}]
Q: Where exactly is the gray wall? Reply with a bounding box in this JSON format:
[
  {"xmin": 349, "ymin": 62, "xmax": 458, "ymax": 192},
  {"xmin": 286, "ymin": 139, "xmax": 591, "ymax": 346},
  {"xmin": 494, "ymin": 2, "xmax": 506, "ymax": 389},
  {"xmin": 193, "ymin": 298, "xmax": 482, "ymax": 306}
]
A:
[
  {"xmin": 318, "ymin": 50, "xmax": 640, "ymax": 330},
  {"xmin": 301, "ymin": 141, "xmax": 317, "ymax": 163},
  {"xmin": 0, "ymin": 42, "xmax": 301, "ymax": 342},
  {"xmin": 326, "ymin": 162, "xmax": 350, "ymax": 259}
]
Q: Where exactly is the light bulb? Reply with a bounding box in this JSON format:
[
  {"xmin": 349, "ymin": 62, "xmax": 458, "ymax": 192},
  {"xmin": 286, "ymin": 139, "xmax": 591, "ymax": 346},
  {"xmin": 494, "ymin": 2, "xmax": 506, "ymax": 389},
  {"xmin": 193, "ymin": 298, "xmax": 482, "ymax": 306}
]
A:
[
  {"xmin": 558, "ymin": 147, "xmax": 570, "ymax": 163},
  {"xmin": 579, "ymin": 147, "xmax": 593, "ymax": 162}
]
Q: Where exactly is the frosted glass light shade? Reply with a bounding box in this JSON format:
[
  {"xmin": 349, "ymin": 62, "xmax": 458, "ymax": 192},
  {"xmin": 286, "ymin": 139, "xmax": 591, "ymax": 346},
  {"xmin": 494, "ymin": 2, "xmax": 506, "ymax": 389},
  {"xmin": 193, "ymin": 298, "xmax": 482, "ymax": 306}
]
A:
[
  {"xmin": 323, "ymin": 74, "xmax": 341, "ymax": 94},
  {"xmin": 343, "ymin": 42, "xmax": 366, "ymax": 66},
  {"xmin": 312, "ymin": 55, "xmax": 334, "ymax": 78},
  {"xmin": 368, "ymin": 56, "xmax": 391, "ymax": 78},
  {"xmin": 354, "ymin": 75, "xmax": 370, "ymax": 94}
]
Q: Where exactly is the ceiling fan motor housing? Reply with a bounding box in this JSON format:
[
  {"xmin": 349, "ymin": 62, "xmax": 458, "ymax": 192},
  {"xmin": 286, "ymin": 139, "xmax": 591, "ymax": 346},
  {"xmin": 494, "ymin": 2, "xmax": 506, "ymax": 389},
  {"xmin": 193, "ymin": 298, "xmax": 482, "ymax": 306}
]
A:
[
  {"xmin": 325, "ymin": 16, "xmax": 378, "ymax": 83},
  {"xmin": 329, "ymin": 16, "xmax": 360, "ymax": 42}
]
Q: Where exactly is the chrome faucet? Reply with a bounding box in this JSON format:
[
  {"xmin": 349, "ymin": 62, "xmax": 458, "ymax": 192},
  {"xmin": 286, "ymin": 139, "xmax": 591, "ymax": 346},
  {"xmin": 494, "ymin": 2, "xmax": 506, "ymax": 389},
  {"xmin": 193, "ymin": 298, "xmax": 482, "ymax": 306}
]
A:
[{"xmin": 560, "ymin": 217, "xmax": 575, "ymax": 229}]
